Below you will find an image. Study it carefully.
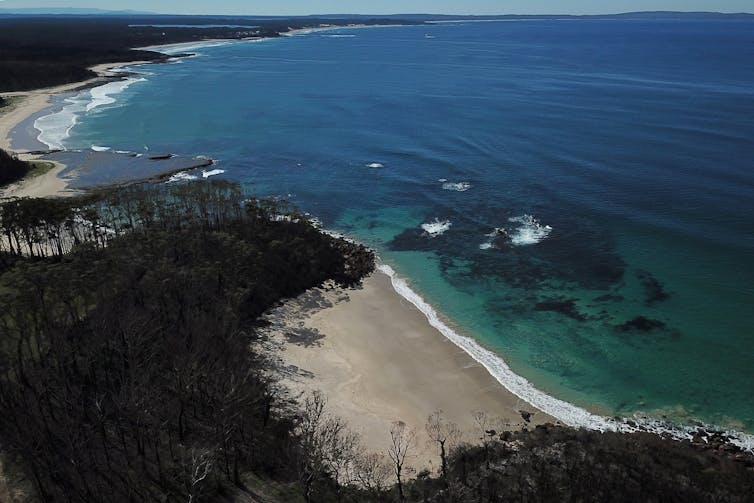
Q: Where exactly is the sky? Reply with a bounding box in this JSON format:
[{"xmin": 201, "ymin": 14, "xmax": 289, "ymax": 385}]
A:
[{"xmin": 0, "ymin": 0, "xmax": 752, "ymax": 16}]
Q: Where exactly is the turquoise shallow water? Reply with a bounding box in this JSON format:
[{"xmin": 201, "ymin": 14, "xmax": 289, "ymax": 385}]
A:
[{"xmin": 50, "ymin": 20, "xmax": 754, "ymax": 432}]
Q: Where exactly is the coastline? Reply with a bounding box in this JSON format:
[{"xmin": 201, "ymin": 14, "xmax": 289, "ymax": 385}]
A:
[
  {"xmin": 0, "ymin": 158, "xmax": 73, "ymax": 199},
  {"xmin": 268, "ymin": 267, "xmax": 553, "ymax": 461},
  {"xmin": 3, "ymin": 25, "xmax": 753, "ymax": 455},
  {"xmin": 0, "ymin": 60, "xmax": 153, "ymax": 152},
  {"xmin": 0, "ymin": 59, "xmax": 155, "ymax": 198}
]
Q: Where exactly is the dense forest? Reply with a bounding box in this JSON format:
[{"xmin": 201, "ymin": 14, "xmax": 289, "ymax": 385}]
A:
[
  {"xmin": 0, "ymin": 16, "xmax": 415, "ymax": 92},
  {"xmin": 0, "ymin": 181, "xmax": 375, "ymax": 501},
  {"xmin": 0, "ymin": 149, "xmax": 30, "ymax": 187}
]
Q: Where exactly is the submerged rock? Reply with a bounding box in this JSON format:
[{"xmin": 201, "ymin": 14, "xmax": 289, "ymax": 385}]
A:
[
  {"xmin": 615, "ymin": 316, "xmax": 667, "ymax": 332},
  {"xmin": 593, "ymin": 293, "xmax": 624, "ymax": 303},
  {"xmin": 534, "ymin": 297, "xmax": 588, "ymax": 321},
  {"xmin": 637, "ymin": 270, "xmax": 670, "ymax": 306}
]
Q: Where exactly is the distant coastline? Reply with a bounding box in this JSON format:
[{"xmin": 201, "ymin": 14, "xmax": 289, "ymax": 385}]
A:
[{"xmin": 0, "ymin": 23, "xmax": 377, "ymax": 195}]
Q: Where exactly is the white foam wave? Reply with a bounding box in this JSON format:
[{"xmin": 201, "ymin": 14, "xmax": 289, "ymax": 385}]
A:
[
  {"xmin": 90, "ymin": 145, "xmax": 111, "ymax": 152},
  {"xmin": 376, "ymin": 264, "xmax": 754, "ymax": 451},
  {"xmin": 202, "ymin": 169, "xmax": 226, "ymax": 178},
  {"xmin": 114, "ymin": 150, "xmax": 131, "ymax": 154},
  {"xmin": 367, "ymin": 162, "xmax": 384, "ymax": 168},
  {"xmin": 35, "ymin": 94, "xmax": 87, "ymax": 150},
  {"xmin": 438, "ymin": 178, "xmax": 448, "ymax": 183},
  {"xmin": 34, "ymin": 77, "xmax": 146, "ymax": 150},
  {"xmin": 86, "ymin": 77, "xmax": 146, "ymax": 112},
  {"xmin": 421, "ymin": 219, "xmax": 452, "ymax": 238},
  {"xmin": 442, "ymin": 181, "xmax": 472, "ymax": 192},
  {"xmin": 166, "ymin": 172, "xmax": 199, "ymax": 183},
  {"xmin": 378, "ymin": 264, "xmax": 615, "ymax": 429},
  {"xmin": 508, "ymin": 214, "xmax": 552, "ymax": 246}
]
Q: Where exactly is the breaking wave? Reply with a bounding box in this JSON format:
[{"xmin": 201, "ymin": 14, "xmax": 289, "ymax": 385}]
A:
[
  {"xmin": 442, "ymin": 181, "xmax": 472, "ymax": 192},
  {"xmin": 421, "ymin": 218, "xmax": 452, "ymax": 238},
  {"xmin": 202, "ymin": 169, "xmax": 226, "ymax": 178},
  {"xmin": 35, "ymin": 76, "xmax": 147, "ymax": 150},
  {"xmin": 508, "ymin": 214, "xmax": 552, "ymax": 246},
  {"xmin": 478, "ymin": 215, "xmax": 550, "ymax": 250},
  {"xmin": 166, "ymin": 172, "xmax": 199, "ymax": 183},
  {"xmin": 86, "ymin": 78, "xmax": 147, "ymax": 112}
]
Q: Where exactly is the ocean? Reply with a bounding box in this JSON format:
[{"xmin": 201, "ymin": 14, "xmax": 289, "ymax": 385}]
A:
[{"xmin": 34, "ymin": 19, "xmax": 754, "ymax": 438}]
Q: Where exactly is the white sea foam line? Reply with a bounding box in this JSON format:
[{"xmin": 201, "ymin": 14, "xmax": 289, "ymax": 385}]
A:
[
  {"xmin": 34, "ymin": 76, "xmax": 147, "ymax": 150},
  {"xmin": 376, "ymin": 263, "xmax": 754, "ymax": 451},
  {"xmin": 86, "ymin": 77, "xmax": 146, "ymax": 112},
  {"xmin": 202, "ymin": 168, "xmax": 225, "ymax": 178},
  {"xmin": 377, "ymin": 264, "xmax": 616, "ymax": 430},
  {"xmin": 35, "ymin": 95, "xmax": 86, "ymax": 150},
  {"xmin": 166, "ymin": 172, "xmax": 199, "ymax": 183}
]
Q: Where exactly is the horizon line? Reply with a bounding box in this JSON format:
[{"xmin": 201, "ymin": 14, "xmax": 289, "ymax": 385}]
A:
[{"xmin": 1, "ymin": 9, "xmax": 754, "ymax": 17}]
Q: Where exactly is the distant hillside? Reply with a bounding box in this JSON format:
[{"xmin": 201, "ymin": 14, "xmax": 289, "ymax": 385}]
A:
[
  {"xmin": 0, "ymin": 16, "xmax": 413, "ymax": 92},
  {"xmin": 0, "ymin": 8, "xmax": 155, "ymax": 15},
  {"xmin": 1, "ymin": 10, "xmax": 753, "ymax": 20},
  {"xmin": 409, "ymin": 11, "xmax": 754, "ymax": 21}
]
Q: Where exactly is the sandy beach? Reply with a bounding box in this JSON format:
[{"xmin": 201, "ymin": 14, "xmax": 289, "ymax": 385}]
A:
[
  {"xmin": 267, "ymin": 268, "xmax": 552, "ymax": 469},
  {"xmin": 0, "ymin": 60, "xmax": 153, "ymax": 199},
  {"xmin": 0, "ymin": 61, "xmax": 151, "ymax": 151},
  {"xmin": 0, "ymin": 158, "xmax": 73, "ymax": 199}
]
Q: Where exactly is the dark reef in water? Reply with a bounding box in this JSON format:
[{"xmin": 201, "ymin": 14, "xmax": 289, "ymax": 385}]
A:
[
  {"xmin": 387, "ymin": 207, "xmax": 626, "ymax": 292},
  {"xmin": 616, "ymin": 316, "xmax": 667, "ymax": 332},
  {"xmin": 534, "ymin": 296, "xmax": 589, "ymax": 321},
  {"xmin": 637, "ymin": 269, "xmax": 671, "ymax": 306},
  {"xmin": 388, "ymin": 223, "xmax": 455, "ymax": 252},
  {"xmin": 594, "ymin": 293, "xmax": 625, "ymax": 303}
]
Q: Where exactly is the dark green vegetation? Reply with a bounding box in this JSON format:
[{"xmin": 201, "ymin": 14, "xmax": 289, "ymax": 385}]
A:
[
  {"xmin": 0, "ymin": 181, "xmax": 374, "ymax": 501},
  {"xmin": 0, "ymin": 16, "xmax": 415, "ymax": 92},
  {"xmin": 405, "ymin": 425, "xmax": 754, "ymax": 503},
  {"xmin": 0, "ymin": 149, "xmax": 30, "ymax": 187}
]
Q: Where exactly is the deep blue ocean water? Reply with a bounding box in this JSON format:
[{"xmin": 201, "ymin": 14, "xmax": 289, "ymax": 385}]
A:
[{"xmin": 54, "ymin": 20, "xmax": 754, "ymax": 432}]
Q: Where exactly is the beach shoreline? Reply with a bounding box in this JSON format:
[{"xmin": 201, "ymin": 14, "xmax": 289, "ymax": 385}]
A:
[
  {"xmin": 267, "ymin": 267, "xmax": 553, "ymax": 463},
  {"xmin": 0, "ymin": 59, "xmax": 159, "ymax": 198},
  {"xmin": 0, "ymin": 60, "xmax": 154, "ymax": 152},
  {"xmin": 0, "ymin": 24, "xmax": 397, "ymax": 197}
]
